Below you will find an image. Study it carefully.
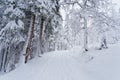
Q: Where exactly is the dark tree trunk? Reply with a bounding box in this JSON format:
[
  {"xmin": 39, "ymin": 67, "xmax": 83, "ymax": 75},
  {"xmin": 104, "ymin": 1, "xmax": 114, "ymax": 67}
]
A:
[
  {"xmin": 25, "ymin": 14, "xmax": 36, "ymax": 64},
  {"xmin": 39, "ymin": 15, "xmax": 45, "ymax": 54},
  {"xmin": 0, "ymin": 49, "xmax": 5, "ymax": 71},
  {"xmin": 4, "ymin": 47, "xmax": 9, "ymax": 72}
]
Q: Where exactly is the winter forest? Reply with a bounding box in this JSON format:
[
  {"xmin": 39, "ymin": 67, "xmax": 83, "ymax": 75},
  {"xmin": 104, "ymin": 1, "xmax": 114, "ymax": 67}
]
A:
[{"xmin": 0, "ymin": 0, "xmax": 120, "ymax": 80}]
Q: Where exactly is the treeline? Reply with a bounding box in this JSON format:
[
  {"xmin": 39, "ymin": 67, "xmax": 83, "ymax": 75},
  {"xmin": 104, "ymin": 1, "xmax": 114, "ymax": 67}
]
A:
[{"xmin": 0, "ymin": 0, "xmax": 61, "ymax": 72}]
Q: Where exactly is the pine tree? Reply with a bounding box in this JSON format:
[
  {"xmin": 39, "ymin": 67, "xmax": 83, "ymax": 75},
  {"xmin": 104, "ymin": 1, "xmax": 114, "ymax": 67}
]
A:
[{"xmin": 0, "ymin": 0, "xmax": 25, "ymax": 72}]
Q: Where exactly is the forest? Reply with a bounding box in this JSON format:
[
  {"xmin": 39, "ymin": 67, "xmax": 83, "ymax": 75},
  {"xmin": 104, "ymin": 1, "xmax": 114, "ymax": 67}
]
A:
[{"xmin": 0, "ymin": 0, "xmax": 120, "ymax": 76}]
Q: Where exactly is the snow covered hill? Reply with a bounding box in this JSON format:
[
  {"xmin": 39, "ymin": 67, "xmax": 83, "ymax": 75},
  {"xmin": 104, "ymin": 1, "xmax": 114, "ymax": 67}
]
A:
[{"xmin": 0, "ymin": 43, "xmax": 120, "ymax": 80}]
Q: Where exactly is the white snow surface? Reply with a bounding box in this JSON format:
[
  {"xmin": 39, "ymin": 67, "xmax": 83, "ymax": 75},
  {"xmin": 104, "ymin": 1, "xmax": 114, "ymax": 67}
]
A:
[{"xmin": 0, "ymin": 43, "xmax": 120, "ymax": 80}]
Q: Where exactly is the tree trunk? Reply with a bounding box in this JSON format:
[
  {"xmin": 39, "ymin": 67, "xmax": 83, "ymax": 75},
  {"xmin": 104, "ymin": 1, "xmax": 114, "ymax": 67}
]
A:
[
  {"xmin": 99, "ymin": 37, "xmax": 108, "ymax": 50},
  {"xmin": 83, "ymin": 17, "xmax": 88, "ymax": 51},
  {"xmin": 4, "ymin": 47, "xmax": 9, "ymax": 72},
  {"xmin": 25, "ymin": 14, "xmax": 36, "ymax": 64},
  {"xmin": 39, "ymin": 15, "xmax": 45, "ymax": 55},
  {"xmin": 0, "ymin": 49, "xmax": 5, "ymax": 71}
]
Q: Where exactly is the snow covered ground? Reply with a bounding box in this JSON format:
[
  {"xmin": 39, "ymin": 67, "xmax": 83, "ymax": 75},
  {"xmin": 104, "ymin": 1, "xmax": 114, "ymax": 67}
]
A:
[{"xmin": 0, "ymin": 43, "xmax": 120, "ymax": 80}]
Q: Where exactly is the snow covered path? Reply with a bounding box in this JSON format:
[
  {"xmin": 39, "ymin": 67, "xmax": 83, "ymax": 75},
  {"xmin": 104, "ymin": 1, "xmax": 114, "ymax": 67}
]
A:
[
  {"xmin": 0, "ymin": 51, "xmax": 90, "ymax": 80},
  {"xmin": 0, "ymin": 44, "xmax": 120, "ymax": 80},
  {"xmin": 37, "ymin": 52, "xmax": 88, "ymax": 80}
]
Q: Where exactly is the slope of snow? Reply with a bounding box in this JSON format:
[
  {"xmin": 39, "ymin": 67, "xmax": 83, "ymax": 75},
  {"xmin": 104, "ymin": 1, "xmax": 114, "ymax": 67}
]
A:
[
  {"xmin": 86, "ymin": 44, "xmax": 120, "ymax": 80},
  {"xmin": 0, "ymin": 43, "xmax": 120, "ymax": 80}
]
